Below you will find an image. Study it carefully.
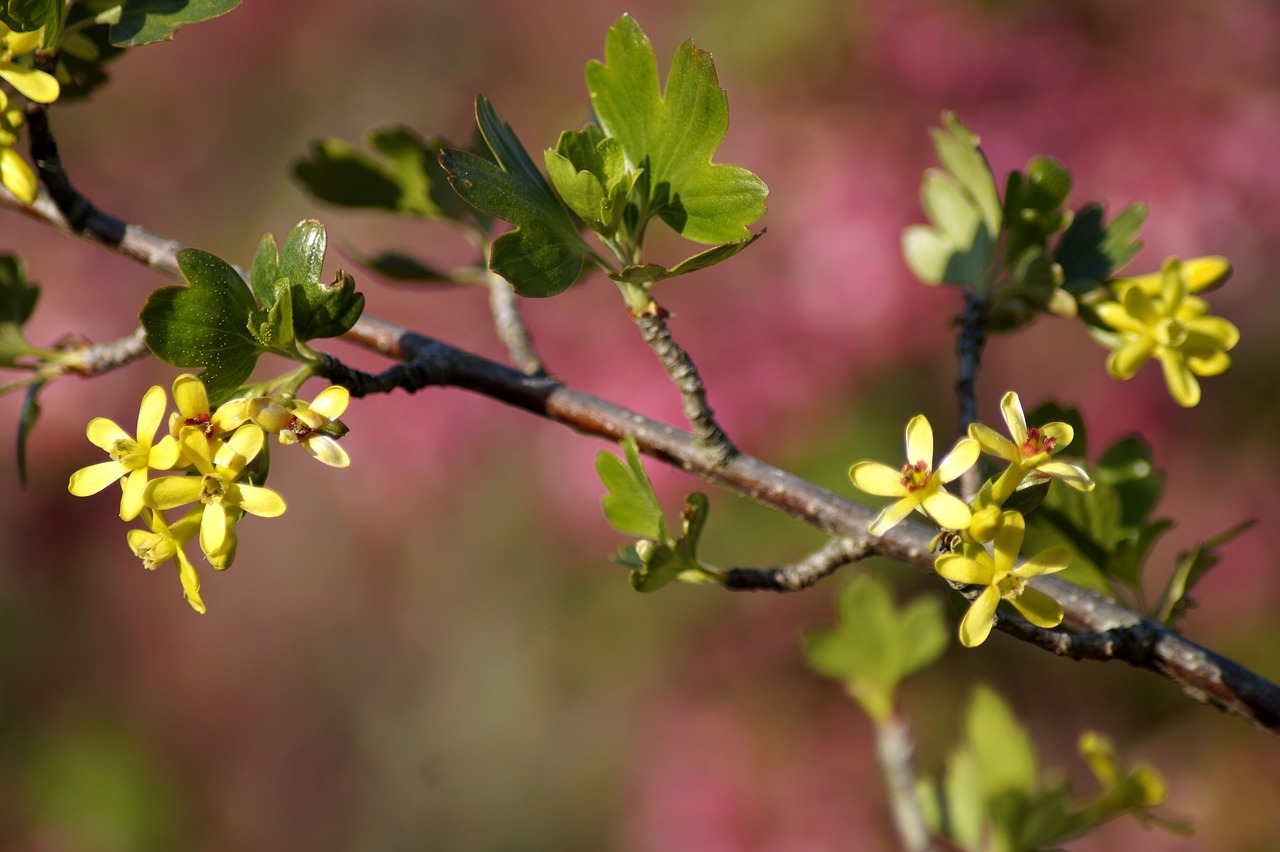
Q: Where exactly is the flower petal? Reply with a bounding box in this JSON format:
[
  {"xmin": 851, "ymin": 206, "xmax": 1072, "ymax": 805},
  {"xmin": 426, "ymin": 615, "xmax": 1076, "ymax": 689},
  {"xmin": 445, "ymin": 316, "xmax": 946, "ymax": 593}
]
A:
[
  {"xmin": 849, "ymin": 462, "xmax": 908, "ymax": 497},
  {"xmin": 1037, "ymin": 460, "xmax": 1094, "ymax": 491},
  {"xmin": 199, "ymin": 503, "xmax": 231, "ymax": 557},
  {"xmin": 904, "ymin": 415, "xmax": 933, "ymax": 466},
  {"xmin": 998, "ymin": 391, "xmax": 1027, "ymax": 443},
  {"xmin": 936, "ymin": 437, "xmax": 980, "ymax": 483},
  {"xmin": 308, "ymin": 385, "xmax": 349, "ymax": 419},
  {"xmin": 1106, "ymin": 338, "xmax": 1156, "ymax": 380},
  {"xmin": 302, "ymin": 434, "xmax": 350, "ymax": 468},
  {"xmin": 868, "ymin": 496, "xmax": 920, "ymax": 536},
  {"xmin": 233, "ymin": 484, "xmax": 287, "ymax": 518},
  {"xmin": 144, "ymin": 475, "xmax": 203, "ymax": 511},
  {"xmin": 1040, "ymin": 422, "xmax": 1073, "ymax": 452},
  {"xmin": 958, "ymin": 587, "xmax": 1001, "ymax": 647},
  {"xmin": 0, "ymin": 65, "xmax": 60, "ymax": 104},
  {"xmin": 0, "ymin": 147, "xmax": 36, "ymax": 203},
  {"xmin": 175, "ymin": 550, "xmax": 206, "ymax": 615},
  {"xmin": 68, "ymin": 460, "xmax": 126, "ymax": 496},
  {"xmin": 1010, "ymin": 586, "xmax": 1064, "ymax": 628},
  {"xmin": 968, "ymin": 422, "xmax": 1016, "ymax": 461},
  {"xmin": 85, "ymin": 417, "xmax": 130, "ymax": 451},
  {"xmin": 991, "ymin": 510, "xmax": 1026, "ymax": 573},
  {"xmin": 1180, "ymin": 256, "xmax": 1231, "ymax": 293},
  {"xmin": 217, "ymin": 423, "xmax": 264, "ymax": 473},
  {"xmin": 920, "ymin": 489, "xmax": 972, "ymax": 531},
  {"xmin": 136, "ymin": 385, "xmax": 168, "ymax": 444},
  {"xmin": 172, "ymin": 374, "xmax": 209, "ymax": 419},
  {"xmin": 1017, "ymin": 545, "xmax": 1072, "ymax": 579},
  {"xmin": 935, "ymin": 552, "xmax": 996, "ymax": 585},
  {"xmin": 1156, "ymin": 349, "xmax": 1200, "ymax": 407},
  {"xmin": 119, "ymin": 468, "xmax": 149, "ymax": 521},
  {"xmin": 149, "ymin": 434, "xmax": 181, "ymax": 471}
]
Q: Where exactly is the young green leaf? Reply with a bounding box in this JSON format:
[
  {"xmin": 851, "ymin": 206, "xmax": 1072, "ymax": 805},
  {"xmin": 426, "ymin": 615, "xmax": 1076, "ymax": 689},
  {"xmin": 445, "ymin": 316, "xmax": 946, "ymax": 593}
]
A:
[
  {"xmin": 2, "ymin": 0, "xmax": 63, "ymax": 47},
  {"xmin": 110, "ymin": 0, "xmax": 242, "ymax": 48},
  {"xmin": 608, "ymin": 231, "xmax": 763, "ymax": 287},
  {"xmin": 803, "ymin": 575, "xmax": 948, "ymax": 721},
  {"xmin": 440, "ymin": 97, "xmax": 593, "ymax": 297},
  {"xmin": 901, "ymin": 113, "xmax": 1001, "ymax": 288},
  {"xmin": 294, "ymin": 127, "xmax": 470, "ymax": 222},
  {"xmin": 596, "ymin": 434, "xmax": 664, "ymax": 540},
  {"xmin": 585, "ymin": 14, "xmax": 767, "ymax": 245},
  {"xmin": 0, "ymin": 255, "xmax": 38, "ymax": 366},
  {"xmin": 1056, "ymin": 202, "xmax": 1148, "ymax": 293},
  {"xmin": 250, "ymin": 221, "xmax": 365, "ymax": 345},
  {"xmin": 140, "ymin": 248, "xmax": 263, "ymax": 405},
  {"xmin": 544, "ymin": 124, "xmax": 639, "ymax": 237},
  {"xmin": 626, "ymin": 493, "xmax": 710, "ymax": 592},
  {"xmin": 1154, "ymin": 519, "xmax": 1255, "ymax": 626}
]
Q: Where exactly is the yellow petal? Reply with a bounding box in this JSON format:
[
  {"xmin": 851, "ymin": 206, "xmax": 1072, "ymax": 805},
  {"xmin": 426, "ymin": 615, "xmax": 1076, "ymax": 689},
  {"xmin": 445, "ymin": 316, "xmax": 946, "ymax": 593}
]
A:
[
  {"xmin": 936, "ymin": 437, "xmax": 979, "ymax": 483},
  {"xmin": 0, "ymin": 146, "xmax": 36, "ymax": 203},
  {"xmin": 85, "ymin": 416, "xmax": 130, "ymax": 451},
  {"xmin": 935, "ymin": 552, "xmax": 996, "ymax": 585},
  {"xmin": 1106, "ymin": 338, "xmax": 1156, "ymax": 380},
  {"xmin": 136, "ymin": 385, "xmax": 168, "ymax": 444},
  {"xmin": 0, "ymin": 64, "xmax": 60, "ymax": 104},
  {"xmin": 309, "ymin": 385, "xmax": 349, "ymax": 419},
  {"xmin": 998, "ymin": 391, "xmax": 1027, "ymax": 444},
  {"xmin": 968, "ymin": 422, "xmax": 1016, "ymax": 461},
  {"xmin": 149, "ymin": 434, "xmax": 181, "ymax": 470},
  {"xmin": 1095, "ymin": 301, "xmax": 1147, "ymax": 335},
  {"xmin": 849, "ymin": 461, "xmax": 907, "ymax": 497},
  {"xmin": 144, "ymin": 475, "xmax": 203, "ymax": 510},
  {"xmin": 233, "ymin": 484, "xmax": 286, "ymax": 518},
  {"xmin": 1180, "ymin": 255, "xmax": 1232, "ymax": 294},
  {"xmin": 303, "ymin": 434, "xmax": 350, "ymax": 468},
  {"xmin": 991, "ymin": 510, "xmax": 1025, "ymax": 572},
  {"xmin": 904, "ymin": 415, "xmax": 933, "ymax": 466},
  {"xmin": 217, "ymin": 423, "xmax": 264, "ymax": 473},
  {"xmin": 1037, "ymin": 460, "xmax": 1093, "ymax": 491},
  {"xmin": 199, "ymin": 503, "xmax": 231, "ymax": 557},
  {"xmin": 1010, "ymin": 586, "xmax": 1064, "ymax": 628},
  {"xmin": 175, "ymin": 550, "xmax": 206, "ymax": 615},
  {"xmin": 1017, "ymin": 545, "xmax": 1072, "ymax": 578},
  {"xmin": 172, "ymin": 374, "xmax": 209, "ymax": 419},
  {"xmin": 920, "ymin": 489, "xmax": 972, "ymax": 531},
  {"xmin": 68, "ymin": 460, "xmax": 126, "ymax": 496},
  {"xmin": 868, "ymin": 496, "xmax": 919, "ymax": 536},
  {"xmin": 1157, "ymin": 349, "xmax": 1200, "ymax": 407},
  {"xmin": 1040, "ymin": 421, "xmax": 1073, "ymax": 451},
  {"xmin": 119, "ymin": 468, "xmax": 149, "ymax": 520},
  {"xmin": 958, "ymin": 586, "xmax": 1001, "ymax": 647}
]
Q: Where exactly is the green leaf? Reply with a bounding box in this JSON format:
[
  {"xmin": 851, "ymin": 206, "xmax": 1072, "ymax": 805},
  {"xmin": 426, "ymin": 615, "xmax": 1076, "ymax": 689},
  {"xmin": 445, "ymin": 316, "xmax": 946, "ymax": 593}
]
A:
[
  {"xmin": 140, "ymin": 248, "xmax": 263, "ymax": 405},
  {"xmin": 585, "ymin": 14, "xmax": 767, "ymax": 245},
  {"xmin": 249, "ymin": 233, "xmax": 281, "ymax": 307},
  {"xmin": 110, "ymin": 0, "xmax": 241, "ymax": 47},
  {"xmin": 1155, "ymin": 519, "xmax": 1255, "ymax": 626},
  {"xmin": 2, "ymin": 0, "xmax": 63, "ymax": 46},
  {"xmin": 966, "ymin": 685, "xmax": 1037, "ymax": 800},
  {"xmin": 608, "ymin": 230, "xmax": 764, "ymax": 287},
  {"xmin": 345, "ymin": 250, "xmax": 462, "ymax": 284},
  {"xmin": 16, "ymin": 379, "xmax": 42, "ymax": 487},
  {"xmin": 293, "ymin": 127, "xmax": 470, "ymax": 222},
  {"xmin": 901, "ymin": 113, "xmax": 1001, "ymax": 288},
  {"xmin": 1056, "ymin": 202, "xmax": 1148, "ymax": 292},
  {"xmin": 629, "ymin": 493, "xmax": 709, "ymax": 592},
  {"xmin": 0, "ymin": 254, "xmax": 38, "ymax": 363},
  {"xmin": 252, "ymin": 220, "xmax": 365, "ymax": 344},
  {"xmin": 596, "ymin": 434, "xmax": 664, "ymax": 540},
  {"xmin": 802, "ymin": 576, "xmax": 947, "ymax": 720},
  {"xmin": 440, "ymin": 97, "xmax": 592, "ymax": 297},
  {"xmin": 544, "ymin": 124, "xmax": 639, "ymax": 236}
]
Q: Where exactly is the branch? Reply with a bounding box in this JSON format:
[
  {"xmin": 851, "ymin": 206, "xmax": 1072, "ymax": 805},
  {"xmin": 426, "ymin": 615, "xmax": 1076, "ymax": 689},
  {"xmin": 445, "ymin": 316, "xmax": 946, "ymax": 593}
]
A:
[
  {"xmin": 5, "ymin": 185, "xmax": 1280, "ymax": 735},
  {"xmin": 486, "ymin": 269, "xmax": 545, "ymax": 377},
  {"xmin": 723, "ymin": 536, "xmax": 870, "ymax": 591}
]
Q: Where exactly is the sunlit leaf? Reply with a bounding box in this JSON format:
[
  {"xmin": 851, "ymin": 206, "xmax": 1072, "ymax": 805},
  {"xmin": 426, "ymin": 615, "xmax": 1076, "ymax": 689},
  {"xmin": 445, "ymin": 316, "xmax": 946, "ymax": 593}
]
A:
[{"xmin": 110, "ymin": 0, "xmax": 241, "ymax": 47}]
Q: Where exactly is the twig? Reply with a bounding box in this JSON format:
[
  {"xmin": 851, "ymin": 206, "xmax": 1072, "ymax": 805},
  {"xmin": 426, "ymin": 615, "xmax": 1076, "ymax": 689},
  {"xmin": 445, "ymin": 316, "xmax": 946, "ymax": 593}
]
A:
[
  {"xmin": 485, "ymin": 269, "xmax": 545, "ymax": 376},
  {"xmin": 5, "ymin": 186, "xmax": 1280, "ymax": 734},
  {"xmin": 633, "ymin": 306, "xmax": 736, "ymax": 466},
  {"xmin": 723, "ymin": 536, "xmax": 870, "ymax": 591},
  {"xmin": 955, "ymin": 290, "xmax": 988, "ymax": 500},
  {"xmin": 875, "ymin": 711, "xmax": 935, "ymax": 852}
]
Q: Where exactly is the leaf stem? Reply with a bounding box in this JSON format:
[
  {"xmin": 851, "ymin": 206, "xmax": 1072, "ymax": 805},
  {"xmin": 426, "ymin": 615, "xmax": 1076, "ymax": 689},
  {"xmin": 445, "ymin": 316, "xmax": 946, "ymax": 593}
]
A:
[{"xmin": 874, "ymin": 711, "xmax": 936, "ymax": 852}]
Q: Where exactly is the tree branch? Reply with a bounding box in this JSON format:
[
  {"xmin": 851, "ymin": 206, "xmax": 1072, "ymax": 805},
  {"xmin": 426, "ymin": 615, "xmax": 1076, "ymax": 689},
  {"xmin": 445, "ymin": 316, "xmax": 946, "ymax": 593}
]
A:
[
  {"xmin": 4, "ymin": 186, "xmax": 1279, "ymax": 734},
  {"xmin": 722, "ymin": 536, "xmax": 870, "ymax": 591}
]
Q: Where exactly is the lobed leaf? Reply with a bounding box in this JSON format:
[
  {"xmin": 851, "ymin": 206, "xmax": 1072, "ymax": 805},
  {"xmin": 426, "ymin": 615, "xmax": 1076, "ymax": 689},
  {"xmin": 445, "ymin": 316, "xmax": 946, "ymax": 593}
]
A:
[
  {"xmin": 585, "ymin": 14, "xmax": 767, "ymax": 245},
  {"xmin": 596, "ymin": 435, "xmax": 664, "ymax": 540},
  {"xmin": 1056, "ymin": 202, "xmax": 1148, "ymax": 292},
  {"xmin": 110, "ymin": 0, "xmax": 241, "ymax": 48}
]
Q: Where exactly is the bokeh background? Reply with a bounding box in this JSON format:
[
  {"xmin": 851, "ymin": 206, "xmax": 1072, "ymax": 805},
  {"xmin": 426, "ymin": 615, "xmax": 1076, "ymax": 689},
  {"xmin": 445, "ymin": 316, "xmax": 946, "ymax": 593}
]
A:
[{"xmin": 2, "ymin": 0, "xmax": 1280, "ymax": 848}]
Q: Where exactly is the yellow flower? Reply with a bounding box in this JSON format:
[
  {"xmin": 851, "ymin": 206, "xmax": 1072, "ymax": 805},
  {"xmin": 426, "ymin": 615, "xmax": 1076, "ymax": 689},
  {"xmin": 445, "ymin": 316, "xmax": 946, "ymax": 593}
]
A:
[
  {"xmin": 0, "ymin": 23, "xmax": 60, "ymax": 103},
  {"xmin": 1096, "ymin": 257, "xmax": 1239, "ymax": 407},
  {"xmin": 126, "ymin": 507, "xmax": 206, "ymax": 615},
  {"xmin": 143, "ymin": 424, "xmax": 286, "ymax": 564},
  {"xmin": 850, "ymin": 414, "xmax": 980, "ymax": 535},
  {"xmin": 68, "ymin": 385, "xmax": 181, "ymax": 521},
  {"xmin": 0, "ymin": 89, "xmax": 35, "ymax": 202},
  {"xmin": 969, "ymin": 391, "xmax": 1093, "ymax": 506},
  {"xmin": 251, "ymin": 385, "xmax": 351, "ymax": 468},
  {"xmin": 1111, "ymin": 255, "xmax": 1231, "ymax": 299},
  {"xmin": 934, "ymin": 510, "xmax": 1071, "ymax": 647}
]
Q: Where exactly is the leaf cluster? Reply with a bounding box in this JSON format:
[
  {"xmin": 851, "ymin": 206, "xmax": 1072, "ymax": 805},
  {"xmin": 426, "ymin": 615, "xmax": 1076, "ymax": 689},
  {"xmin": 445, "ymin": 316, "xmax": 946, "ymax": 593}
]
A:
[
  {"xmin": 140, "ymin": 220, "xmax": 363, "ymax": 404},
  {"xmin": 596, "ymin": 435, "xmax": 712, "ymax": 592},
  {"xmin": 902, "ymin": 112, "xmax": 1148, "ymax": 332}
]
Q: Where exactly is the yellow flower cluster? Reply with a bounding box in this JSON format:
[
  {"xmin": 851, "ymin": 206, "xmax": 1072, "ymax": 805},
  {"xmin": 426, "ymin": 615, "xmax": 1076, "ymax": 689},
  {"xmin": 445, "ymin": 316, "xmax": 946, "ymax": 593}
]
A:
[
  {"xmin": 849, "ymin": 392, "xmax": 1092, "ymax": 646},
  {"xmin": 0, "ymin": 22, "xmax": 60, "ymax": 203},
  {"xmin": 68, "ymin": 374, "xmax": 352, "ymax": 613}
]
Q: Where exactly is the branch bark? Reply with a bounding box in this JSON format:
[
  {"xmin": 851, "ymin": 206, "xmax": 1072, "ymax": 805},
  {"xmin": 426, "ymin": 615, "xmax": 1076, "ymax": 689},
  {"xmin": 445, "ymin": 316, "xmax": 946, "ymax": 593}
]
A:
[{"xmin": 4, "ymin": 186, "xmax": 1279, "ymax": 734}]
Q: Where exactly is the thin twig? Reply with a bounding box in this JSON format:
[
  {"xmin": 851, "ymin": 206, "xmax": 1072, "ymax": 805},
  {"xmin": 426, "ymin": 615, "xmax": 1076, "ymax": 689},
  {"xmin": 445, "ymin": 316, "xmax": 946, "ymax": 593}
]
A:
[
  {"xmin": 875, "ymin": 712, "xmax": 935, "ymax": 852},
  {"xmin": 723, "ymin": 536, "xmax": 870, "ymax": 591},
  {"xmin": 5, "ymin": 185, "xmax": 1280, "ymax": 734},
  {"xmin": 955, "ymin": 290, "xmax": 988, "ymax": 501},
  {"xmin": 485, "ymin": 269, "xmax": 545, "ymax": 376},
  {"xmin": 633, "ymin": 306, "xmax": 736, "ymax": 466}
]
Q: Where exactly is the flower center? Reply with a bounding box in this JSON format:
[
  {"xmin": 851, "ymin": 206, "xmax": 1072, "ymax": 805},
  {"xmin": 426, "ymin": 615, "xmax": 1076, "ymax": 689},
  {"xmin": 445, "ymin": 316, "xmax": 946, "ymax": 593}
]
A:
[
  {"xmin": 1020, "ymin": 426, "xmax": 1056, "ymax": 459},
  {"xmin": 199, "ymin": 475, "xmax": 227, "ymax": 505},
  {"xmin": 286, "ymin": 415, "xmax": 313, "ymax": 440},
  {"xmin": 1157, "ymin": 318, "xmax": 1187, "ymax": 347},
  {"xmin": 184, "ymin": 412, "xmax": 214, "ymax": 436},
  {"xmin": 109, "ymin": 438, "xmax": 139, "ymax": 462},
  {"xmin": 899, "ymin": 459, "xmax": 932, "ymax": 491},
  {"xmin": 996, "ymin": 572, "xmax": 1026, "ymax": 600}
]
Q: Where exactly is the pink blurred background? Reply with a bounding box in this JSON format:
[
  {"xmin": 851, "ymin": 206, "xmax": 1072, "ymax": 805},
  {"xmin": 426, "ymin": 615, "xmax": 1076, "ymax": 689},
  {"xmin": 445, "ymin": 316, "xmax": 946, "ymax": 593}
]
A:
[{"xmin": 2, "ymin": 0, "xmax": 1279, "ymax": 848}]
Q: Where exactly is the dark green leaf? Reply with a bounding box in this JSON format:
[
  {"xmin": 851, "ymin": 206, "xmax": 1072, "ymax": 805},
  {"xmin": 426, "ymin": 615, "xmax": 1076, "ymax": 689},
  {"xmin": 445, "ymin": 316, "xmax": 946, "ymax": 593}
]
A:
[
  {"xmin": 1056, "ymin": 202, "xmax": 1148, "ymax": 292},
  {"xmin": 2, "ymin": 0, "xmax": 62, "ymax": 45},
  {"xmin": 280, "ymin": 220, "xmax": 364, "ymax": 341},
  {"xmin": 140, "ymin": 248, "xmax": 263, "ymax": 405},
  {"xmin": 110, "ymin": 0, "xmax": 241, "ymax": 47},
  {"xmin": 585, "ymin": 14, "xmax": 767, "ymax": 245},
  {"xmin": 440, "ymin": 98, "xmax": 592, "ymax": 297},
  {"xmin": 347, "ymin": 250, "xmax": 462, "ymax": 284},
  {"xmin": 0, "ymin": 255, "xmax": 38, "ymax": 327},
  {"xmin": 16, "ymin": 379, "xmax": 42, "ymax": 487},
  {"xmin": 608, "ymin": 230, "xmax": 764, "ymax": 287},
  {"xmin": 249, "ymin": 233, "xmax": 281, "ymax": 307},
  {"xmin": 596, "ymin": 434, "xmax": 664, "ymax": 540}
]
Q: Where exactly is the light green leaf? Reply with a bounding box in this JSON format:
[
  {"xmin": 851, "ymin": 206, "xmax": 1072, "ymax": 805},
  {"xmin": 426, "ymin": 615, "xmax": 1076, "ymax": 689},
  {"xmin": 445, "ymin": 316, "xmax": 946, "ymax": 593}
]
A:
[
  {"xmin": 140, "ymin": 248, "xmax": 263, "ymax": 405},
  {"xmin": 629, "ymin": 493, "xmax": 709, "ymax": 593},
  {"xmin": 0, "ymin": 255, "xmax": 39, "ymax": 365},
  {"xmin": 249, "ymin": 232, "xmax": 281, "ymax": 307},
  {"xmin": 608, "ymin": 231, "xmax": 763, "ymax": 287},
  {"xmin": 585, "ymin": 14, "xmax": 767, "ymax": 245},
  {"xmin": 440, "ymin": 97, "xmax": 592, "ymax": 297},
  {"xmin": 596, "ymin": 434, "xmax": 664, "ymax": 540},
  {"xmin": 544, "ymin": 124, "xmax": 639, "ymax": 236},
  {"xmin": 1155, "ymin": 519, "xmax": 1255, "ymax": 626},
  {"xmin": 110, "ymin": 0, "xmax": 241, "ymax": 47},
  {"xmin": 966, "ymin": 685, "xmax": 1037, "ymax": 800}
]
